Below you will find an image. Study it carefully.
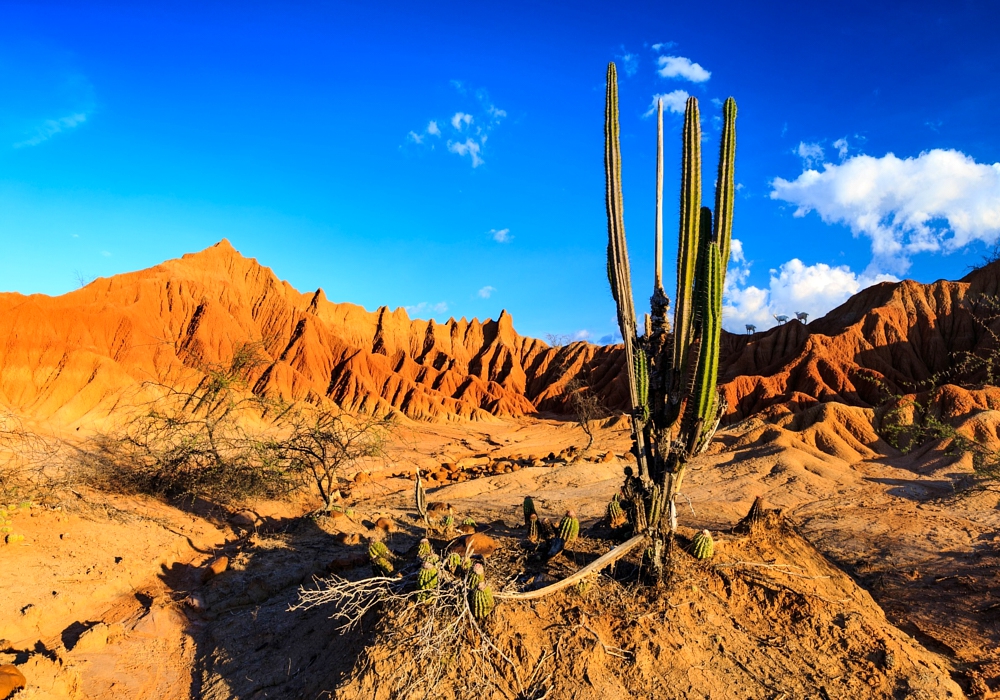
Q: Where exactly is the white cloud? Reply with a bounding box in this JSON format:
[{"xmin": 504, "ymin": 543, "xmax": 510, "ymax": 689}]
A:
[
  {"xmin": 573, "ymin": 330, "xmax": 591, "ymax": 340},
  {"xmin": 427, "ymin": 120, "xmax": 441, "ymax": 136},
  {"xmin": 651, "ymin": 42, "xmax": 676, "ymax": 53},
  {"xmin": 771, "ymin": 149, "xmax": 1000, "ymax": 274},
  {"xmin": 618, "ymin": 51, "xmax": 639, "ymax": 77},
  {"xmin": 408, "ymin": 131, "xmax": 424, "ymax": 144},
  {"xmin": 15, "ymin": 112, "xmax": 88, "ymax": 148},
  {"xmin": 723, "ymin": 257, "xmax": 896, "ymax": 331},
  {"xmin": 795, "ymin": 141, "xmax": 824, "ymax": 168},
  {"xmin": 490, "ymin": 228, "xmax": 511, "ymax": 243},
  {"xmin": 448, "ymin": 138, "xmax": 484, "ymax": 167},
  {"xmin": 832, "ymin": 137, "xmax": 848, "ymax": 159},
  {"xmin": 644, "ymin": 90, "xmax": 689, "ymax": 117},
  {"xmin": 451, "ymin": 112, "xmax": 473, "ymax": 130},
  {"xmin": 657, "ymin": 55, "xmax": 711, "ymax": 83},
  {"xmin": 477, "ymin": 285, "xmax": 495, "ymax": 299},
  {"xmin": 405, "ymin": 301, "xmax": 450, "ymax": 316}
]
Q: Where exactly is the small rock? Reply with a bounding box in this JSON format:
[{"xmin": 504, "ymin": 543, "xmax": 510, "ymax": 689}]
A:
[
  {"xmin": 353, "ymin": 472, "xmax": 371, "ymax": 484},
  {"xmin": 375, "ymin": 517, "xmax": 396, "ymax": 533},
  {"xmin": 328, "ymin": 551, "xmax": 369, "ymax": 572},
  {"xmin": 0, "ymin": 664, "xmax": 26, "ymax": 698},
  {"xmin": 448, "ymin": 533, "xmax": 497, "ymax": 558},
  {"xmin": 202, "ymin": 556, "xmax": 229, "ymax": 583},
  {"xmin": 335, "ymin": 532, "xmax": 360, "ymax": 546},
  {"xmin": 229, "ymin": 510, "xmax": 257, "ymax": 529},
  {"xmin": 600, "ymin": 452, "xmax": 616, "ymax": 463}
]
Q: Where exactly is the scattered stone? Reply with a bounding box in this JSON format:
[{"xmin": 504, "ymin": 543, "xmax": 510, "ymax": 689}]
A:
[
  {"xmin": 202, "ymin": 556, "xmax": 229, "ymax": 583},
  {"xmin": 229, "ymin": 510, "xmax": 258, "ymax": 529},
  {"xmin": 0, "ymin": 665, "xmax": 26, "ymax": 698},
  {"xmin": 335, "ymin": 532, "xmax": 360, "ymax": 546},
  {"xmin": 353, "ymin": 471, "xmax": 371, "ymax": 484},
  {"xmin": 374, "ymin": 517, "xmax": 396, "ymax": 534},
  {"xmin": 600, "ymin": 452, "xmax": 616, "ymax": 463},
  {"xmin": 448, "ymin": 533, "xmax": 497, "ymax": 558}
]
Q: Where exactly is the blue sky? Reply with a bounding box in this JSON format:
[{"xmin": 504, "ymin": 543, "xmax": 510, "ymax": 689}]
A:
[{"xmin": 2, "ymin": 1, "xmax": 999, "ymax": 342}]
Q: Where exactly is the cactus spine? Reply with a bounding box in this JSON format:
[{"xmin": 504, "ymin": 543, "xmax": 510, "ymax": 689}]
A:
[
  {"xmin": 417, "ymin": 560, "xmax": 438, "ymax": 600},
  {"xmin": 691, "ymin": 530, "xmax": 714, "ymax": 560},
  {"xmin": 527, "ymin": 513, "xmax": 541, "ymax": 543},
  {"xmin": 558, "ymin": 511, "xmax": 580, "ymax": 543},
  {"xmin": 603, "ymin": 62, "xmax": 736, "ymax": 574},
  {"xmin": 522, "ymin": 496, "xmax": 537, "ymax": 527},
  {"xmin": 470, "ymin": 582, "xmax": 495, "ymax": 619},
  {"xmin": 415, "ymin": 470, "xmax": 427, "ymax": 520},
  {"xmin": 467, "ymin": 562, "xmax": 485, "ymax": 591},
  {"xmin": 607, "ymin": 493, "xmax": 627, "ymax": 529},
  {"xmin": 417, "ymin": 538, "xmax": 433, "ymax": 560}
]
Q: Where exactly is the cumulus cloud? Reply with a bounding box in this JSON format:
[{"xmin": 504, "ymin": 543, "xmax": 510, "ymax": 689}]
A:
[
  {"xmin": 657, "ymin": 55, "xmax": 711, "ymax": 83},
  {"xmin": 451, "ymin": 112, "xmax": 473, "ymax": 130},
  {"xmin": 427, "ymin": 120, "xmax": 441, "ymax": 136},
  {"xmin": 490, "ymin": 228, "xmax": 511, "ymax": 243},
  {"xmin": 723, "ymin": 257, "xmax": 896, "ymax": 331},
  {"xmin": 448, "ymin": 138, "xmax": 483, "ymax": 167},
  {"xmin": 405, "ymin": 301, "xmax": 450, "ymax": 316},
  {"xmin": 795, "ymin": 141, "xmax": 824, "ymax": 168},
  {"xmin": 644, "ymin": 90, "xmax": 689, "ymax": 117},
  {"xmin": 15, "ymin": 112, "xmax": 88, "ymax": 148},
  {"xmin": 651, "ymin": 41, "xmax": 676, "ymax": 53},
  {"xmin": 477, "ymin": 285, "xmax": 495, "ymax": 298},
  {"xmin": 771, "ymin": 149, "xmax": 1000, "ymax": 274},
  {"xmin": 832, "ymin": 137, "xmax": 848, "ymax": 159}
]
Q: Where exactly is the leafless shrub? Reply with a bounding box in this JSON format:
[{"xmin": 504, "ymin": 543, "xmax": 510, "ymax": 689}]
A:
[
  {"xmin": 564, "ymin": 378, "xmax": 608, "ymax": 458},
  {"xmin": 0, "ymin": 411, "xmax": 61, "ymax": 500},
  {"xmin": 86, "ymin": 342, "xmax": 394, "ymax": 506}
]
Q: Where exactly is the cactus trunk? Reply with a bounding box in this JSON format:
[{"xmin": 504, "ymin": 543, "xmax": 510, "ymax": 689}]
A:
[{"xmin": 602, "ymin": 61, "xmax": 737, "ymax": 577}]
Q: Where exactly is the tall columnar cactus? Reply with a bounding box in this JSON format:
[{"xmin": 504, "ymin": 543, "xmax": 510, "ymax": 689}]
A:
[{"xmin": 603, "ymin": 62, "xmax": 737, "ymax": 571}]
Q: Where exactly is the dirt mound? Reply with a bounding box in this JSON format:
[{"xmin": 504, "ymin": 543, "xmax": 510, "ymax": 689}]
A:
[
  {"xmin": 203, "ymin": 521, "xmax": 963, "ymax": 700},
  {"xmin": 0, "ymin": 240, "xmax": 625, "ymax": 426}
]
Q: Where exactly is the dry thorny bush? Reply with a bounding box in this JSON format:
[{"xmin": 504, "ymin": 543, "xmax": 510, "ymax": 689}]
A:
[
  {"xmin": 0, "ymin": 410, "xmax": 62, "ymax": 501},
  {"xmin": 85, "ymin": 341, "xmax": 395, "ymax": 507}
]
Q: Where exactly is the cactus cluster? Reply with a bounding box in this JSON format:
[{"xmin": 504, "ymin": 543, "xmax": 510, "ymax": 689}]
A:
[
  {"xmin": 4, "ymin": 533, "xmax": 24, "ymax": 545},
  {"xmin": 415, "ymin": 471, "xmax": 427, "ymax": 520},
  {"xmin": 691, "ymin": 530, "xmax": 714, "ymax": 560},
  {"xmin": 368, "ymin": 540, "xmax": 395, "ymax": 576},
  {"xmin": 603, "ymin": 62, "xmax": 737, "ymax": 569},
  {"xmin": 470, "ymin": 581, "xmax": 495, "ymax": 619},
  {"xmin": 417, "ymin": 537, "xmax": 433, "ymax": 561}
]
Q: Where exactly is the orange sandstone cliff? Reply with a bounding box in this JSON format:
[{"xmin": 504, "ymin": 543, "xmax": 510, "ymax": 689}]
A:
[
  {"xmin": 3, "ymin": 239, "xmax": 1000, "ymax": 428},
  {"xmin": 0, "ymin": 240, "xmax": 626, "ymax": 425}
]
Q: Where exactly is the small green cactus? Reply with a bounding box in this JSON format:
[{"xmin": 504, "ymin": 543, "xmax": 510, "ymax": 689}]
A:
[
  {"xmin": 607, "ymin": 494, "xmax": 627, "ymax": 529},
  {"xmin": 368, "ymin": 540, "xmax": 391, "ymax": 561},
  {"xmin": 462, "ymin": 517, "xmax": 477, "ymax": 528},
  {"xmin": 575, "ymin": 575, "xmax": 596, "ymax": 596},
  {"xmin": 691, "ymin": 530, "xmax": 714, "ymax": 560},
  {"xmin": 522, "ymin": 496, "xmax": 537, "ymax": 527},
  {"xmin": 0, "ymin": 526, "xmax": 12, "ymax": 535},
  {"xmin": 443, "ymin": 514, "xmax": 454, "ymax": 529},
  {"xmin": 470, "ymin": 582, "xmax": 495, "ymax": 619},
  {"xmin": 416, "ymin": 561, "xmax": 438, "ymax": 600},
  {"xmin": 527, "ymin": 513, "xmax": 540, "ymax": 543},
  {"xmin": 372, "ymin": 555, "xmax": 394, "ymax": 577},
  {"xmin": 444, "ymin": 552, "xmax": 463, "ymax": 573},
  {"xmin": 417, "ymin": 538, "xmax": 433, "ymax": 560},
  {"xmin": 466, "ymin": 562, "xmax": 485, "ymax": 590},
  {"xmin": 558, "ymin": 511, "xmax": 580, "ymax": 543}
]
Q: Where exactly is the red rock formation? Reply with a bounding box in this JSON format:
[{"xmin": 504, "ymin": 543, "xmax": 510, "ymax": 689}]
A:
[
  {"xmin": 4, "ymin": 239, "xmax": 998, "ymax": 428},
  {"xmin": 0, "ymin": 240, "xmax": 626, "ymax": 425}
]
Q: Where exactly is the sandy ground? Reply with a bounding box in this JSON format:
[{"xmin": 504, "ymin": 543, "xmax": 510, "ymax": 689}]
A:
[{"xmin": 0, "ymin": 413, "xmax": 997, "ymax": 698}]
